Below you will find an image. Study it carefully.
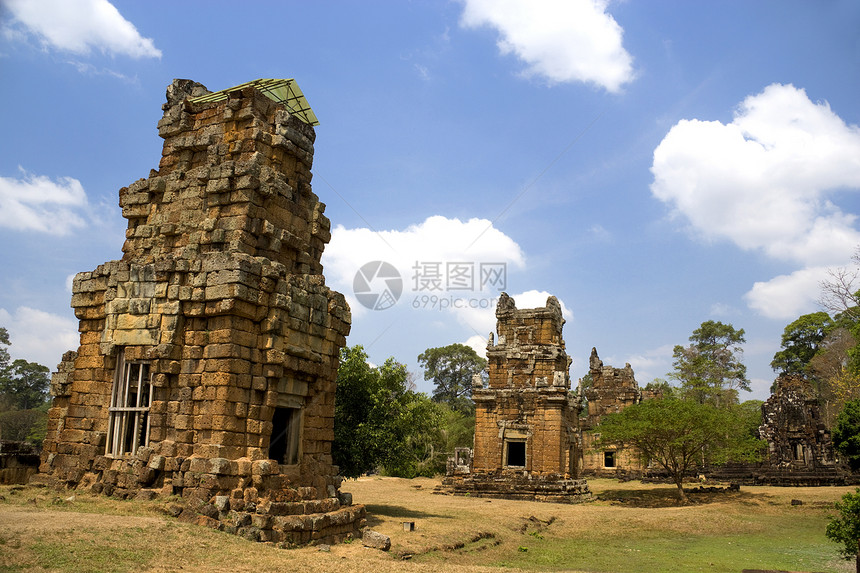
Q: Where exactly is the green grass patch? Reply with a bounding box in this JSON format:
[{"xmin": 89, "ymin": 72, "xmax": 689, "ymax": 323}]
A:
[
  {"xmin": 492, "ymin": 513, "xmax": 846, "ymax": 573},
  {"xmin": 29, "ymin": 527, "xmax": 157, "ymax": 573}
]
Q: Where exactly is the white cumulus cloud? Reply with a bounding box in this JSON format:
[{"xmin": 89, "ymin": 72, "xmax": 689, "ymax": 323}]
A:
[
  {"xmin": 743, "ymin": 267, "xmax": 828, "ymax": 320},
  {"xmin": 0, "ymin": 306, "xmax": 79, "ymax": 368},
  {"xmin": 650, "ymin": 83, "xmax": 860, "ymax": 319},
  {"xmin": 459, "ymin": 0, "xmax": 634, "ymax": 91},
  {"xmin": 3, "ymin": 0, "xmax": 161, "ymax": 59},
  {"xmin": 322, "ymin": 215, "xmax": 527, "ymax": 317},
  {"xmin": 0, "ymin": 168, "xmax": 90, "ymax": 235}
]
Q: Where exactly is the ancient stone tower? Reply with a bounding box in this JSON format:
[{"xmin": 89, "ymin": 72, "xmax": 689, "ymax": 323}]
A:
[
  {"xmin": 578, "ymin": 348, "xmax": 646, "ymax": 476},
  {"xmin": 445, "ymin": 293, "xmax": 590, "ymax": 502},
  {"xmin": 35, "ymin": 79, "xmax": 365, "ymax": 544}
]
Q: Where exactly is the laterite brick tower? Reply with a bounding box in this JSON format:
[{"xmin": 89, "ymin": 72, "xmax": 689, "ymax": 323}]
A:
[
  {"xmin": 35, "ymin": 79, "xmax": 365, "ymax": 544},
  {"xmin": 445, "ymin": 293, "xmax": 590, "ymax": 502}
]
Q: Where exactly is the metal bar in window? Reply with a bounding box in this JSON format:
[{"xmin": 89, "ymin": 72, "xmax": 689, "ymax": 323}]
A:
[
  {"xmin": 131, "ymin": 411, "xmax": 140, "ymax": 454},
  {"xmin": 107, "ymin": 352, "xmax": 122, "ymax": 454},
  {"xmin": 116, "ymin": 411, "xmax": 125, "ymax": 455},
  {"xmin": 122, "ymin": 360, "xmax": 131, "ymax": 409},
  {"xmin": 135, "ymin": 363, "xmax": 143, "ymax": 408},
  {"xmin": 144, "ymin": 410, "xmax": 151, "ymax": 450}
]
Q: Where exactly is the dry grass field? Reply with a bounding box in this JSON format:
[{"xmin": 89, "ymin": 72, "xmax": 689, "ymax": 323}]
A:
[{"xmin": 0, "ymin": 476, "xmax": 854, "ymax": 573}]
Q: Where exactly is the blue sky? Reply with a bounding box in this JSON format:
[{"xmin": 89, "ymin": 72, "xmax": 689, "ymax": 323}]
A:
[{"xmin": 2, "ymin": 0, "xmax": 860, "ymax": 401}]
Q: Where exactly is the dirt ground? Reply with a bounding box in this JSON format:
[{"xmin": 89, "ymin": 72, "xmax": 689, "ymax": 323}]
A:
[{"xmin": 0, "ymin": 477, "xmax": 854, "ymax": 573}]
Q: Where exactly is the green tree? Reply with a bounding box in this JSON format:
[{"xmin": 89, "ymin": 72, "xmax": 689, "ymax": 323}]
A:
[
  {"xmin": 437, "ymin": 404, "xmax": 475, "ymax": 453},
  {"xmin": 0, "ymin": 359, "xmax": 50, "ymax": 410},
  {"xmin": 771, "ymin": 312, "xmax": 834, "ymax": 376},
  {"xmin": 826, "ymin": 488, "xmax": 860, "ymax": 571},
  {"xmin": 736, "ymin": 400, "xmax": 764, "ymax": 438},
  {"xmin": 0, "ymin": 327, "xmax": 51, "ymax": 444},
  {"xmin": 0, "ymin": 408, "xmax": 43, "ymax": 441},
  {"xmin": 817, "ymin": 248, "xmax": 860, "ymax": 376},
  {"xmin": 670, "ymin": 321, "xmax": 749, "ymax": 407},
  {"xmin": 417, "ymin": 343, "xmax": 486, "ymax": 415},
  {"xmin": 332, "ymin": 346, "xmax": 444, "ymax": 478},
  {"xmin": 593, "ymin": 398, "xmax": 763, "ymax": 502},
  {"xmin": 0, "ymin": 327, "xmax": 10, "ymax": 380},
  {"xmin": 833, "ymin": 400, "xmax": 860, "ymax": 472}
]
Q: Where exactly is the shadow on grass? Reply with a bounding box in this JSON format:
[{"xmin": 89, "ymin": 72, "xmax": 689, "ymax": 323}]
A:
[
  {"xmin": 363, "ymin": 504, "xmax": 451, "ymax": 527},
  {"xmin": 596, "ymin": 486, "xmax": 759, "ymax": 508}
]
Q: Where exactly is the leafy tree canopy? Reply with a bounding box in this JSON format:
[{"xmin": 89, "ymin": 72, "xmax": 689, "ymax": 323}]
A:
[
  {"xmin": 0, "ymin": 327, "xmax": 10, "ymax": 369},
  {"xmin": 0, "ymin": 327, "xmax": 50, "ymax": 409},
  {"xmin": 1, "ymin": 359, "xmax": 50, "ymax": 411},
  {"xmin": 594, "ymin": 398, "xmax": 763, "ymax": 502},
  {"xmin": 0, "ymin": 327, "xmax": 51, "ymax": 443},
  {"xmin": 833, "ymin": 399, "xmax": 860, "ymax": 472},
  {"xmin": 333, "ymin": 345, "xmax": 444, "ymax": 478},
  {"xmin": 417, "ymin": 343, "xmax": 486, "ymax": 415},
  {"xmin": 771, "ymin": 312, "xmax": 835, "ymax": 376},
  {"xmin": 826, "ymin": 488, "xmax": 860, "ymax": 566},
  {"xmin": 670, "ymin": 320, "xmax": 749, "ymax": 407}
]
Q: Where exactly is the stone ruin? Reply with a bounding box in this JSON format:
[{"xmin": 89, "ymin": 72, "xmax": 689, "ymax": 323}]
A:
[
  {"xmin": 709, "ymin": 374, "xmax": 857, "ymax": 486},
  {"xmin": 33, "ymin": 78, "xmax": 366, "ymax": 544},
  {"xmin": 757, "ymin": 374, "xmax": 841, "ymax": 480},
  {"xmin": 0, "ymin": 441, "xmax": 40, "ymax": 485},
  {"xmin": 578, "ymin": 348, "xmax": 649, "ymax": 477},
  {"xmin": 444, "ymin": 302, "xmax": 856, "ymax": 489},
  {"xmin": 442, "ymin": 293, "xmax": 591, "ymax": 502}
]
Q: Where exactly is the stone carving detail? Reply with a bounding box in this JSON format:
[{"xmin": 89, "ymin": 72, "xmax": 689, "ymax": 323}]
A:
[{"xmin": 33, "ymin": 79, "xmax": 364, "ymax": 545}]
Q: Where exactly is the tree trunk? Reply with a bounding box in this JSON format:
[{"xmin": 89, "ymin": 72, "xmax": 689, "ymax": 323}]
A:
[{"xmin": 674, "ymin": 478, "xmax": 687, "ymax": 504}]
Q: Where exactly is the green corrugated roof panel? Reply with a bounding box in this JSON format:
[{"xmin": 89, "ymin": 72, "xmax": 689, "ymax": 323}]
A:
[{"xmin": 188, "ymin": 78, "xmax": 319, "ymax": 126}]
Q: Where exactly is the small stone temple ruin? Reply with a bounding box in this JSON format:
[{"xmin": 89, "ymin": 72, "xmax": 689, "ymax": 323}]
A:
[
  {"xmin": 34, "ymin": 78, "xmax": 365, "ymax": 544},
  {"xmin": 443, "ymin": 293, "xmax": 591, "ymax": 502},
  {"xmin": 759, "ymin": 374, "xmax": 839, "ymax": 475},
  {"xmin": 578, "ymin": 348, "xmax": 648, "ymax": 477}
]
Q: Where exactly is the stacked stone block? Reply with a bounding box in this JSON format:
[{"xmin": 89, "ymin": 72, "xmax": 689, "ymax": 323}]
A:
[
  {"xmin": 34, "ymin": 79, "xmax": 365, "ymax": 544},
  {"xmin": 445, "ymin": 293, "xmax": 590, "ymax": 503}
]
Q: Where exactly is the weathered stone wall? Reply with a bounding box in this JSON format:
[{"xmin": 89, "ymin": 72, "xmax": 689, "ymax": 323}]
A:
[
  {"xmin": 579, "ymin": 348, "xmax": 644, "ymax": 476},
  {"xmin": 34, "ymin": 79, "xmax": 364, "ymax": 544}
]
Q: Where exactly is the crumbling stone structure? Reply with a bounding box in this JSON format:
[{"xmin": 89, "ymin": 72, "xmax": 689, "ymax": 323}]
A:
[
  {"xmin": 0, "ymin": 441, "xmax": 40, "ymax": 485},
  {"xmin": 759, "ymin": 374, "xmax": 837, "ymax": 473},
  {"xmin": 34, "ymin": 79, "xmax": 365, "ymax": 544},
  {"xmin": 443, "ymin": 293, "xmax": 590, "ymax": 502},
  {"xmin": 578, "ymin": 348, "xmax": 647, "ymax": 476},
  {"xmin": 707, "ymin": 374, "xmax": 857, "ymax": 486}
]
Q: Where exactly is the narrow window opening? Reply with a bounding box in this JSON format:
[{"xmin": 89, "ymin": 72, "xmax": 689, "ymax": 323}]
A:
[
  {"xmin": 604, "ymin": 450, "xmax": 616, "ymax": 468},
  {"xmin": 106, "ymin": 351, "xmax": 152, "ymax": 456},
  {"xmin": 793, "ymin": 443, "xmax": 805, "ymax": 462},
  {"xmin": 269, "ymin": 407, "xmax": 301, "ymax": 465},
  {"xmin": 506, "ymin": 440, "xmax": 526, "ymax": 467}
]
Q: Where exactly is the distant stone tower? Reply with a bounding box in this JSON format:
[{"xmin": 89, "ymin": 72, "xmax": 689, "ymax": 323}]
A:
[
  {"xmin": 578, "ymin": 348, "xmax": 646, "ymax": 476},
  {"xmin": 759, "ymin": 374, "xmax": 837, "ymax": 471},
  {"xmin": 35, "ymin": 79, "xmax": 365, "ymax": 544},
  {"xmin": 445, "ymin": 293, "xmax": 590, "ymax": 502}
]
